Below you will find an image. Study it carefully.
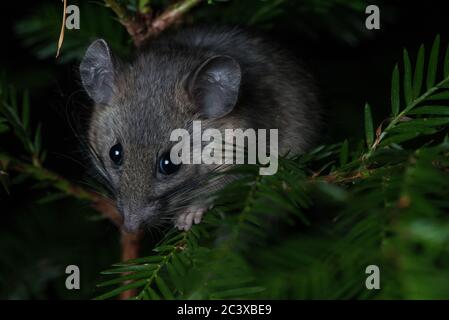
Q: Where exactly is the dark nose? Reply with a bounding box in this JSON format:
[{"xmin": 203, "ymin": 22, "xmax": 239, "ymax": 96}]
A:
[
  {"xmin": 122, "ymin": 213, "xmax": 142, "ymax": 233},
  {"xmin": 119, "ymin": 203, "xmax": 157, "ymax": 233}
]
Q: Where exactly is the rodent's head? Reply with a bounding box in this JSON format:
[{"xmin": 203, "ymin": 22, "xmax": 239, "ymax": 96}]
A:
[{"xmin": 79, "ymin": 39, "xmax": 241, "ymax": 233}]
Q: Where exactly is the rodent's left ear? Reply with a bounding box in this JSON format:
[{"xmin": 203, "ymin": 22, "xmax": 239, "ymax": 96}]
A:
[
  {"xmin": 80, "ymin": 39, "xmax": 116, "ymax": 105},
  {"xmin": 187, "ymin": 55, "xmax": 241, "ymax": 119}
]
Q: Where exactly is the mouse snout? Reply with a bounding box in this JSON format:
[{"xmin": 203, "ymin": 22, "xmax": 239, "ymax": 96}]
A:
[
  {"xmin": 122, "ymin": 213, "xmax": 141, "ymax": 233},
  {"xmin": 119, "ymin": 203, "xmax": 157, "ymax": 233}
]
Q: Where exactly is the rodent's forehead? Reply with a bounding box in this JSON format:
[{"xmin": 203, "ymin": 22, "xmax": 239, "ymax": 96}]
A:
[
  {"xmin": 90, "ymin": 53, "xmax": 198, "ymax": 152},
  {"xmin": 115, "ymin": 59, "xmax": 192, "ymax": 116},
  {"xmin": 121, "ymin": 52, "xmax": 195, "ymax": 95},
  {"xmin": 90, "ymin": 95, "xmax": 191, "ymax": 155}
]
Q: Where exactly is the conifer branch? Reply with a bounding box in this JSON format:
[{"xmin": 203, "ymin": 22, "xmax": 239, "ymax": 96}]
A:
[
  {"xmin": 104, "ymin": 0, "xmax": 203, "ymax": 47},
  {"xmin": 0, "ymin": 152, "xmax": 122, "ymax": 226}
]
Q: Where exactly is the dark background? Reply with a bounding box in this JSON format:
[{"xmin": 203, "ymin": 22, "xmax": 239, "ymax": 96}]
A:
[{"xmin": 0, "ymin": 0, "xmax": 448, "ymax": 299}]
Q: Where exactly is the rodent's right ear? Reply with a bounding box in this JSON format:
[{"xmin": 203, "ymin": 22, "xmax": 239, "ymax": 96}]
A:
[
  {"xmin": 187, "ymin": 55, "xmax": 241, "ymax": 119},
  {"xmin": 79, "ymin": 39, "xmax": 115, "ymax": 105}
]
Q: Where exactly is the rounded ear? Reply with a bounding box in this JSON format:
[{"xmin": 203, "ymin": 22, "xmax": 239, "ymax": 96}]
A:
[
  {"xmin": 80, "ymin": 39, "xmax": 115, "ymax": 105},
  {"xmin": 187, "ymin": 55, "xmax": 241, "ymax": 119}
]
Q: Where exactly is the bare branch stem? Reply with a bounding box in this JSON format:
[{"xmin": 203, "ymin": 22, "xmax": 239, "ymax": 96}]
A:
[{"xmin": 104, "ymin": 0, "xmax": 202, "ymax": 47}]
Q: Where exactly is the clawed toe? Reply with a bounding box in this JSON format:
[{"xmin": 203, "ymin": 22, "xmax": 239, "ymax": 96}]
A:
[{"xmin": 175, "ymin": 207, "xmax": 206, "ymax": 231}]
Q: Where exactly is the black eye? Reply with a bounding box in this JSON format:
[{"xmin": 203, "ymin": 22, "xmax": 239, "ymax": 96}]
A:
[
  {"xmin": 109, "ymin": 143, "xmax": 123, "ymax": 166},
  {"xmin": 158, "ymin": 151, "xmax": 181, "ymax": 175}
]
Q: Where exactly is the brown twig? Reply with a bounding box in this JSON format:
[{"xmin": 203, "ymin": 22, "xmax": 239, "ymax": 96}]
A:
[
  {"xmin": 119, "ymin": 230, "xmax": 144, "ymax": 299},
  {"xmin": 104, "ymin": 0, "xmax": 203, "ymax": 48}
]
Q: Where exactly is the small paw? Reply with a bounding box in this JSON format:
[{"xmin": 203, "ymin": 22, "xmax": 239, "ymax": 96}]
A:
[{"xmin": 175, "ymin": 207, "xmax": 206, "ymax": 231}]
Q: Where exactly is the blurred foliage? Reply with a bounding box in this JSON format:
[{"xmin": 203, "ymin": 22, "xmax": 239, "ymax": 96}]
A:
[
  {"xmin": 16, "ymin": 0, "xmax": 375, "ymax": 63},
  {"xmin": 0, "ymin": 79, "xmax": 119, "ymax": 299},
  {"xmin": 195, "ymin": 0, "xmax": 373, "ymax": 45},
  {"xmin": 0, "ymin": 84, "xmax": 45, "ymax": 166},
  {"xmin": 0, "ymin": 199, "xmax": 118, "ymax": 299},
  {"xmin": 15, "ymin": 1, "xmax": 130, "ymax": 63}
]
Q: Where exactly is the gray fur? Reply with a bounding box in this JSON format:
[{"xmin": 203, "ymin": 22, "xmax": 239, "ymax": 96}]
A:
[{"xmin": 80, "ymin": 27, "xmax": 321, "ymax": 233}]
